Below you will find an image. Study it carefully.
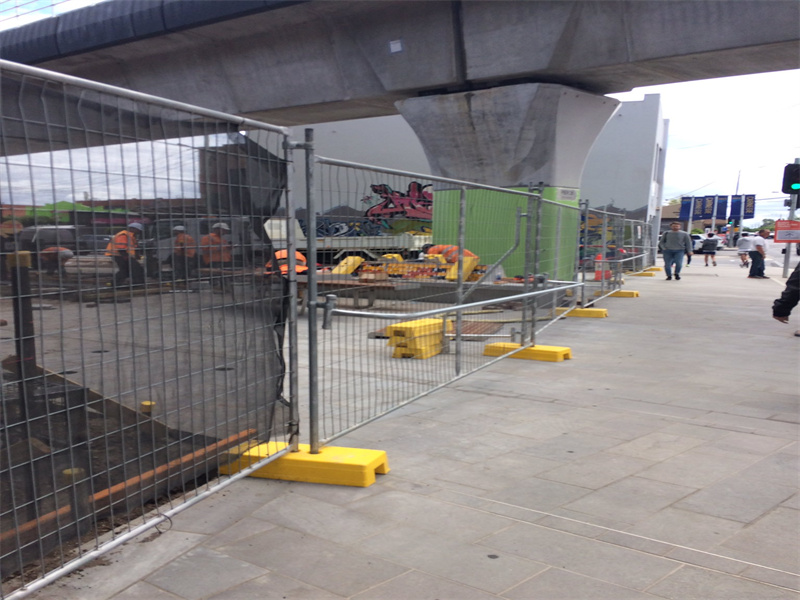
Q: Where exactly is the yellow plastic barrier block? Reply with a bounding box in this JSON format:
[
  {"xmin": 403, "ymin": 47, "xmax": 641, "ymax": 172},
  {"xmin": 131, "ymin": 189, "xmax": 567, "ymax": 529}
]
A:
[
  {"xmin": 555, "ymin": 307, "xmax": 608, "ymax": 318},
  {"xmin": 610, "ymin": 290, "xmax": 639, "ymax": 297},
  {"xmin": 645, "ymin": 266, "xmax": 662, "ymax": 272},
  {"xmin": 392, "ymin": 345, "xmax": 441, "ymax": 359},
  {"xmin": 445, "ymin": 255, "xmax": 479, "ymax": 281},
  {"xmin": 484, "ymin": 342, "xmax": 572, "ymax": 362},
  {"xmin": 386, "ymin": 318, "xmax": 452, "ymax": 345},
  {"xmin": 221, "ymin": 443, "xmax": 389, "ymax": 487},
  {"xmin": 630, "ymin": 271, "xmax": 655, "ymax": 277},
  {"xmin": 392, "ymin": 333, "xmax": 443, "ymax": 350},
  {"xmin": 331, "ymin": 255, "xmax": 365, "ymax": 275}
]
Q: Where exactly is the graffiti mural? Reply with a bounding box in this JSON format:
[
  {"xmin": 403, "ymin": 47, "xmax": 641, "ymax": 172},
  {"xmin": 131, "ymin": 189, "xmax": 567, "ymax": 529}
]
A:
[{"xmin": 361, "ymin": 182, "xmax": 433, "ymax": 234}]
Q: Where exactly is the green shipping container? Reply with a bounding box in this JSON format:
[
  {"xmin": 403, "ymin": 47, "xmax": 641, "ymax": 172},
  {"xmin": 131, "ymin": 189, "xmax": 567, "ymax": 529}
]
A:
[{"xmin": 431, "ymin": 187, "xmax": 579, "ymax": 281}]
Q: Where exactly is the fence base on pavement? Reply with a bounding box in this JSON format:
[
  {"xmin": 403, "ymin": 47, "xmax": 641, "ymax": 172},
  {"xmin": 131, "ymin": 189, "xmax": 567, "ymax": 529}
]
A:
[
  {"xmin": 556, "ymin": 307, "xmax": 609, "ymax": 318},
  {"xmin": 610, "ymin": 290, "xmax": 640, "ymax": 297},
  {"xmin": 483, "ymin": 343, "xmax": 572, "ymax": 362},
  {"xmin": 631, "ymin": 272, "xmax": 656, "ymax": 277},
  {"xmin": 220, "ymin": 442, "xmax": 390, "ymax": 487}
]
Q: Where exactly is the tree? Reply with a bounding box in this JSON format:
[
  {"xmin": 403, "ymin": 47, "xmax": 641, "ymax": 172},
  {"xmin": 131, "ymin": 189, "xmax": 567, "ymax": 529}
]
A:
[{"xmin": 760, "ymin": 218, "xmax": 775, "ymax": 231}]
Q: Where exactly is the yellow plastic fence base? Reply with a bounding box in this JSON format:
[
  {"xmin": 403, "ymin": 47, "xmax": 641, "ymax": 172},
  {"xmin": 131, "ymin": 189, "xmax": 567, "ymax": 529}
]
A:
[
  {"xmin": 483, "ymin": 342, "xmax": 572, "ymax": 362},
  {"xmin": 220, "ymin": 442, "xmax": 389, "ymax": 487},
  {"xmin": 555, "ymin": 307, "xmax": 608, "ymax": 318},
  {"xmin": 392, "ymin": 345, "xmax": 441, "ymax": 359},
  {"xmin": 610, "ymin": 290, "xmax": 639, "ymax": 297},
  {"xmin": 631, "ymin": 272, "xmax": 656, "ymax": 277},
  {"xmin": 645, "ymin": 267, "xmax": 662, "ymax": 272}
]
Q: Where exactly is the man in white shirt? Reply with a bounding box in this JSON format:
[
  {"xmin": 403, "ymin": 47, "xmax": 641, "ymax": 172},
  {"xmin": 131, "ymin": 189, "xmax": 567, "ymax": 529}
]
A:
[
  {"xmin": 736, "ymin": 232, "xmax": 753, "ymax": 268},
  {"xmin": 748, "ymin": 229, "xmax": 770, "ymax": 279}
]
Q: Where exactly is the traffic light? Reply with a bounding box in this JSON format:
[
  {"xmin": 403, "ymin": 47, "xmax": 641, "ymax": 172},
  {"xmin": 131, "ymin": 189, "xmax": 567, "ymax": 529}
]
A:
[{"xmin": 782, "ymin": 163, "xmax": 800, "ymax": 194}]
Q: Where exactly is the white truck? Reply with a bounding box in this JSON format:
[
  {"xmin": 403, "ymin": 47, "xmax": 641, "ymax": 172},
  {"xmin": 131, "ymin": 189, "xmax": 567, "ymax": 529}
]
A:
[{"xmin": 264, "ymin": 217, "xmax": 431, "ymax": 264}]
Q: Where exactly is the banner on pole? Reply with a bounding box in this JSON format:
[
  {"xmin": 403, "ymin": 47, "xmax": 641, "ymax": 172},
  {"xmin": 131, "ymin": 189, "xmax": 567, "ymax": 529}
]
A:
[
  {"xmin": 679, "ymin": 197, "xmax": 692, "ymax": 220},
  {"xmin": 730, "ymin": 195, "xmax": 756, "ymax": 219}
]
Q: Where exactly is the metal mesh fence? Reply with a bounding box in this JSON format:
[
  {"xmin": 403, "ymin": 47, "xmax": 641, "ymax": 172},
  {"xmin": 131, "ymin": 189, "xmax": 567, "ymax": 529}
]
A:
[
  {"xmin": 0, "ymin": 60, "xmax": 294, "ymax": 597},
  {"xmin": 578, "ymin": 206, "xmax": 655, "ymax": 304},
  {"xmin": 301, "ymin": 157, "xmax": 582, "ymax": 448}
]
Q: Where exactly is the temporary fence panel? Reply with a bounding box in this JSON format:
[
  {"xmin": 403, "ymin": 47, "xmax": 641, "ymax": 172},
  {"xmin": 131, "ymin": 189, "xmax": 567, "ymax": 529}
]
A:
[
  {"xmin": 0, "ymin": 60, "xmax": 296, "ymax": 598},
  {"xmin": 579, "ymin": 205, "xmax": 653, "ymax": 305},
  {"xmin": 302, "ymin": 153, "xmax": 582, "ymax": 449}
]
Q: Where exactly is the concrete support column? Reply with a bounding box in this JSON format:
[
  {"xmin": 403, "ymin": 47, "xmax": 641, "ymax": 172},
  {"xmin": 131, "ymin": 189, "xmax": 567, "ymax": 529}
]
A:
[{"xmin": 396, "ymin": 83, "xmax": 619, "ymax": 189}]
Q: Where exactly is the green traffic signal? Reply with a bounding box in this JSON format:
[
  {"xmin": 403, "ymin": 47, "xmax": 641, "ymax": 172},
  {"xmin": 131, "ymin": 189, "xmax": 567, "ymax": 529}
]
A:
[{"xmin": 782, "ymin": 164, "xmax": 800, "ymax": 194}]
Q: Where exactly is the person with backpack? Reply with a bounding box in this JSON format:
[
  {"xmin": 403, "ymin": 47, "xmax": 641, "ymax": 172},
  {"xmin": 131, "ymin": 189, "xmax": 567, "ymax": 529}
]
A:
[{"xmin": 700, "ymin": 232, "xmax": 721, "ymax": 266}]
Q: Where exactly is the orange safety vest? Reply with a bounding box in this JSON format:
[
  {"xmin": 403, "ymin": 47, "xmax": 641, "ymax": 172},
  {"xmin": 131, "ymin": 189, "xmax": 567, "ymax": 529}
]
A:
[
  {"xmin": 105, "ymin": 230, "xmax": 137, "ymax": 257},
  {"xmin": 40, "ymin": 246, "xmax": 73, "ymax": 263},
  {"xmin": 265, "ymin": 250, "xmax": 309, "ymax": 275},
  {"xmin": 174, "ymin": 233, "xmax": 196, "ymax": 258},
  {"xmin": 199, "ymin": 232, "xmax": 232, "ymax": 265},
  {"xmin": 425, "ymin": 244, "xmax": 477, "ymax": 263}
]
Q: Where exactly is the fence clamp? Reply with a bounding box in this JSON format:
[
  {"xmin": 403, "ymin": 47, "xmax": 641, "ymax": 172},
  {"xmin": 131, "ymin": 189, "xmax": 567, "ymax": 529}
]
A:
[{"xmin": 322, "ymin": 294, "xmax": 338, "ymax": 330}]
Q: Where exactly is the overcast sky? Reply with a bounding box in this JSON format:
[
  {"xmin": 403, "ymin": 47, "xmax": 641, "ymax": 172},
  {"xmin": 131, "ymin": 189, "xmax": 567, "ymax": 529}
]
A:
[{"xmin": 608, "ymin": 69, "xmax": 800, "ymax": 226}]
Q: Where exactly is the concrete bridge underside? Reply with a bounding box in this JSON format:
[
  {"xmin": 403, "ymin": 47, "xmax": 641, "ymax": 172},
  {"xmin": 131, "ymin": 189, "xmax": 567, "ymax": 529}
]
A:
[{"xmin": 2, "ymin": 0, "xmax": 798, "ymax": 187}]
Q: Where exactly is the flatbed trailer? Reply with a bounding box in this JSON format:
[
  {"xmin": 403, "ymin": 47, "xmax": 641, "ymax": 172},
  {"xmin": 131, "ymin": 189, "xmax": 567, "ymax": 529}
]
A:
[{"xmin": 264, "ymin": 218, "xmax": 431, "ymax": 264}]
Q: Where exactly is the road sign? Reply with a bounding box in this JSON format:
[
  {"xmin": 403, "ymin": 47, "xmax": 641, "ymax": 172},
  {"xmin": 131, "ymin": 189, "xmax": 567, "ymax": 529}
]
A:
[{"xmin": 773, "ymin": 219, "xmax": 800, "ymax": 243}]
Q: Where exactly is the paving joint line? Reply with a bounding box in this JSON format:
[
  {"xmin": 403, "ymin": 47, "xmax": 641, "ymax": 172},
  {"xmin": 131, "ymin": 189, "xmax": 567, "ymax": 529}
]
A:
[{"xmin": 440, "ymin": 489, "xmax": 800, "ymax": 592}]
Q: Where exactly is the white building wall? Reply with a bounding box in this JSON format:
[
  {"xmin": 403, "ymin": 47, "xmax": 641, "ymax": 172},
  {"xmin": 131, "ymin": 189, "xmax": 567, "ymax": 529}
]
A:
[{"xmin": 580, "ymin": 94, "xmax": 669, "ymax": 225}]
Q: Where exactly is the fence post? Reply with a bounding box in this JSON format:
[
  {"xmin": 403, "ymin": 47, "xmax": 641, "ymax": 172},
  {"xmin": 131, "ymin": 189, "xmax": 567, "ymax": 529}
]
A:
[
  {"xmin": 579, "ymin": 200, "xmax": 589, "ymax": 306},
  {"xmin": 453, "ymin": 186, "xmax": 467, "ymax": 374},
  {"xmin": 300, "ymin": 129, "xmax": 322, "ymax": 455}
]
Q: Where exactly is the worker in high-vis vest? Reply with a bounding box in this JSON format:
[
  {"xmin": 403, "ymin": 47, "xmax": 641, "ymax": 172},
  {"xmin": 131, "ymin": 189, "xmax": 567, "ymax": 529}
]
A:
[
  {"xmin": 170, "ymin": 225, "xmax": 197, "ymax": 280},
  {"xmin": 199, "ymin": 223, "xmax": 232, "ymax": 269},
  {"xmin": 39, "ymin": 246, "xmax": 74, "ymax": 276},
  {"xmin": 105, "ymin": 222, "xmax": 145, "ymax": 286},
  {"xmin": 265, "ymin": 249, "xmax": 309, "ymax": 276},
  {"xmin": 421, "ymin": 244, "xmax": 478, "ymax": 263}
]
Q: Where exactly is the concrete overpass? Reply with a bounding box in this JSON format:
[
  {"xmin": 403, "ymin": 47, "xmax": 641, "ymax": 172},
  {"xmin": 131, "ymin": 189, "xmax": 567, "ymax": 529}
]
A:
[{"xmin": 1, "ymin": 0, "xmax": 798, "ymax": 189}]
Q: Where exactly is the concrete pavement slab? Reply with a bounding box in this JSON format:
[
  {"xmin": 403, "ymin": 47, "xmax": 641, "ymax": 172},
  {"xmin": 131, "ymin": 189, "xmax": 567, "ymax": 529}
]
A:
[{"xmin": 26, "ymin": 254, "xmax": 798, "ymax": 600}]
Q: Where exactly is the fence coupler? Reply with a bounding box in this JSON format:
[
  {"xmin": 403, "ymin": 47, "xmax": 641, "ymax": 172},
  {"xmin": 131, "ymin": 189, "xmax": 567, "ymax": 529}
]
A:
[{"xmin": 322, "ymin": 294, "xmax": 338, "ymax": 330}]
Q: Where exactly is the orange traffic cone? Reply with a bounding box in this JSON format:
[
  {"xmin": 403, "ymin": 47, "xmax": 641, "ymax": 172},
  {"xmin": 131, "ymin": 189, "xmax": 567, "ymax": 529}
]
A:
[{"xmin": 594, "ymin": 253, "xmax": 612, "ymax": 281}]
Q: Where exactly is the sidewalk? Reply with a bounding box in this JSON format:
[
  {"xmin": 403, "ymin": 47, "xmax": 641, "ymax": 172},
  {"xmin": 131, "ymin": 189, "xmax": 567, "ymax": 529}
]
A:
[{"xmin": 32, "ymin": 250, "xmax": 799, "ymax": 600}]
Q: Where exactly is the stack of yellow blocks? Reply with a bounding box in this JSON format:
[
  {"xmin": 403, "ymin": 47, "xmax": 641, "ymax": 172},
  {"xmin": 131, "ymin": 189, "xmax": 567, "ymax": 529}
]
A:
[{"xmin": 386, "ymin": 318, "xmax": 453, "ymax": 359}]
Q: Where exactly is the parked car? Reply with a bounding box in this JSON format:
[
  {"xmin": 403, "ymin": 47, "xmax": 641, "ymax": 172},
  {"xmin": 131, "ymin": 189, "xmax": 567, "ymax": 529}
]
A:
[
  {"xmin": 691, "ymin": 234, "xmax": 724, "ymax": 252},
  {"xmin": 17, "ymin": 226, "xmax": 113, "ymax": 270},
  {"xmin": 77, "ymin": 234, "xmax": 112, "ymax": 253}
]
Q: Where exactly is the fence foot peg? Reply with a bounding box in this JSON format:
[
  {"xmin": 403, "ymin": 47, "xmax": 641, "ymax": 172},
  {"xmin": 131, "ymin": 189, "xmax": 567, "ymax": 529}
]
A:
[
  {"xmin": 555, "ymin": 307, "xmax": 608, "ymax": 318},
  {"xmin": 610, "ymin": 290, "xmax": 639, "ymax": 297},
  {"xmin": 222, "ymin": 443, "xmax": 389, "ymax": 487},
  {"xmin": 631, "ymin": 272, "xmax": 656, "ymax": 277},
  {"xmin": 645, "ymin": 267, "xmax": 662, "ymax": 272},
  {"xmin": 484, "ymin": 342, "xmax": 572, "ymax": 362}
]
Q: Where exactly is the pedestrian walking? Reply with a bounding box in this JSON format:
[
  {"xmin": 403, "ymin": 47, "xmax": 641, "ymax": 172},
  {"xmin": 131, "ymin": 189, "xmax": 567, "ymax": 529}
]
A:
[
  {"xmin": 772, "ymin": 262, "xmax": 800, "ymax": 337},
  {"xmin": 700, "ymin": 232, "xmax": 720, "ymax": 266},
  {"xmin": 748, "ymin": 229, "xmax": 770, "ymax": 279},
  {"xmin": 657, "ymin": 222, "xmax": 693, "ymax": 281},
  {"xmin": 105, "ymin": 222, "xmax": 145, "ymax": 286},
  {"xmin": 736, "ymin": 232, "xmax": 752, "ymax": 268}
]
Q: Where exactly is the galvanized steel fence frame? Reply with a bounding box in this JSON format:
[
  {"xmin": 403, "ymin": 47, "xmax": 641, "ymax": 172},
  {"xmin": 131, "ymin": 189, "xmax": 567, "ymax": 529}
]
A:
[
  {"xmin": 578, "ymin": 203, "xmax": 655, "ymax": 306},
  {"xmin": 0, "ymin": 59, "xmax": 297, "ymax": 598},
  {"xmin": 301, "ymin": 149, "xmax": 585, "ymax": 452}
]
